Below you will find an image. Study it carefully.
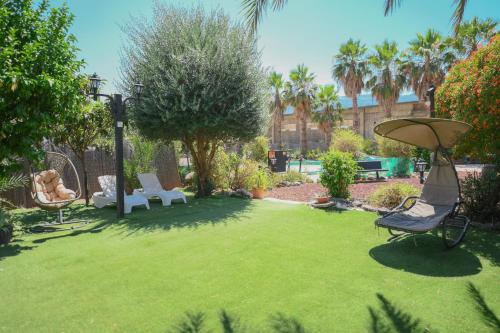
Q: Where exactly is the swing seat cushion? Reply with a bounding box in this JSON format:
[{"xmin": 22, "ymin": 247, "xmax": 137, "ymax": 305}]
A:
[
  {"xmin": 376, "ymin": 200, "xmax": 453, "ymax": 232},
  {"xmin": 33, "ymin": 170, "xmax": 76, "ymax": 202}
]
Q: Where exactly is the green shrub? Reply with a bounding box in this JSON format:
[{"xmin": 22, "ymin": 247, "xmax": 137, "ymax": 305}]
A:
[
  {"xmin": 178, "ymin": 166, "xmax": 192, "ymax": 184},
  {"xmin": 460, "ymin": 169, "xmax": 500, "ymax": 224},
  {"xmin": 211, "ymin": 148, "xmax": 260, "ymax": 190},
  {"xmin": 271, "ymin": 170, "xmax": 310, "ymax": 185},
  {"xmin": 363, "ymin": 139, "xmax": 378, "ymax": 156},
  {"xmin": 376, "ymin": 135, "xmax": 413, "ymax": 158},
  {"xmin": 211, "ymin": 148, "xmax": 231, "ymax": 189},
  {"xmin": 412, "ymin": 147, "xmax": 431, "ymax": 167},
  {"xmin": 305, "ymin": 148, "xmax": 324, "ymax": 160},
  {"xmin": 244, "ymin": 136, "xmax": 269, "ymax": 163},
  {"xmin": 320, "ymin": 150, "xmax": 359, "ymax": 198},
  {"xmin": 330, "ymin": 129, "xmax": 363, "ymax": 159},
  {"xmin": 124, "ymin": 134, "xmax": 157, "ymax": 193},
  {"xmin": 368, "ymin": 182, "xmax": 420, "ymax": 209},
  {"xmin": 249, "ymin": 169, "xmax": 270, "ymax": 189}
]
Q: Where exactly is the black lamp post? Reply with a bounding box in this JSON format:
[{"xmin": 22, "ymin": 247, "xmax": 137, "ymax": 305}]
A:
[
  {"xmin": 415, "ymin": 158, "xmax": 427, "ymax": 184},
  {"xmin": 87, "ymin": 73, "xmax": 143, "ymax": 218},
  {"xmin": 427, "ymin": 85, "xmax": 435, "ymax": 117}
]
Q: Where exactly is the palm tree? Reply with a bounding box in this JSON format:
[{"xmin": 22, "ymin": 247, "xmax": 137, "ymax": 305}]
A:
[
  {"xmin": 284, "ymin": 64, "xmax": 316, "ymax": 155},
  {"xmin": 268, "ymin": 71, "xmax": 286, "ymax": 148},
  {"xmin": 366, "ymin": 40, "xmax": 406, "ymax": 118},
  {"xmin": 401, "ymin": 29, "xmax": 455, "ymax": 101},
  {"xmin": 332, "ymin": 39, "xmax": 370, "ymax": 134},
  {"xmin": 384, "ymin": 0, "xmax": 470, "ymax": 35},
  {"xmin": 448, "ymin": 17, "xmax": 497, "ymax": 57},
  {"xmin": 312, "ymin": 85, "xmax": 343, "ymax": 147}
]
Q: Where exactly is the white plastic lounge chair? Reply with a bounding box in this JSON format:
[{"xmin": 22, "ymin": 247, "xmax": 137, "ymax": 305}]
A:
[
  {"xmin": 133, "ymin": 173, "xmax": 186, "ymax": 206},
  {"xmin": 373, "ymin": 118, "xmax": 472, "ymax": 248},
  {"xmin": 92, "ymin": 175, "xmax": 150, "ymax": 214}
]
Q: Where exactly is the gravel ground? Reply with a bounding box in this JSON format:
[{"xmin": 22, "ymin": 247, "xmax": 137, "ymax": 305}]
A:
[
  {"xmin": 267, "ymin": 170, "xmax": 477, "ymax": 203},
  {"xmin": 267, "ymin": 177, "xmax": 423, "ymax": 203}
]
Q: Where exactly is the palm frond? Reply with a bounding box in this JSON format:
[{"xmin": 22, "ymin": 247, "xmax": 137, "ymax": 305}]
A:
[
  {"xmin": 242, "ymin": 0, "xmax": 287, "ymax": 33},
  {"xmin": 0, "ymin": 175, "xmax": 28, "ymax": 193},
  {"xmin": 452, "ymin": 0, "xmax": 468, "ymax": 36},
  {"xmin": 384, "ymin": 0, "xmax": 403, "ymax": 16}
]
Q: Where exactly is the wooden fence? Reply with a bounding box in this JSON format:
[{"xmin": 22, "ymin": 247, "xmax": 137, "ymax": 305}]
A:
[{"xmin": 4, "ymin": 144, "xmax": 181, "ymax": 208}]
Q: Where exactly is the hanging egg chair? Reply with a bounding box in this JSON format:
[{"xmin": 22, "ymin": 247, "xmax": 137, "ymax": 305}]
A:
[{"xmin": 30, "ymin": 151, "xmax": 90, "ymax": 232}]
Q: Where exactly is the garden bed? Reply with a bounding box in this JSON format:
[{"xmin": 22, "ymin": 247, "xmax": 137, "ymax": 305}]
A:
[{"xmin": 267, "ymin": 176, "xmax": 423, "ymax": 202}]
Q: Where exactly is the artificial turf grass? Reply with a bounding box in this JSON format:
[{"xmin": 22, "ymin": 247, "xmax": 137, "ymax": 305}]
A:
[{"xmin": 0, "ymin": 197, "xmax": 498, "ymax": 332}]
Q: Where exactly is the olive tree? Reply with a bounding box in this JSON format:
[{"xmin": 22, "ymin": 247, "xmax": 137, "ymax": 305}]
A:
[
  {"xmin": 0, "ymin": 0, "xmax": 84, "ymax": 176},
  {"xmin": 120, "ymin": 5, "xmax": 268, "ymax": 196}
]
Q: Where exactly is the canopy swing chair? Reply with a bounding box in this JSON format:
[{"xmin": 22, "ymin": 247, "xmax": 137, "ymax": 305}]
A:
[
  {"xmin": 30, "ymin": 151, "xmax": 90, "ymax": 232},
  {"xmin": 373, "ymin": 118, "xmax": 473, "ymax": 248}
]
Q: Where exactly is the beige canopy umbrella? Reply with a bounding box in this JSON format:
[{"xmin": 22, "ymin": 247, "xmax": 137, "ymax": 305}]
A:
[
  {"xmin": 374, "ymin": 118, "xmax": 472, "ymax": 150},
  {"xmin": 373, "ymin": 117, "xmax": 474, "ymax": 249}
]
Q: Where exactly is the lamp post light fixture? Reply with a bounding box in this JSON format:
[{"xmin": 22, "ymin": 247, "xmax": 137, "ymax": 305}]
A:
[
  {"xmin": 87, "ymin": 73, "xmax": 143, "ymax": 218},
  {"xmin": 415, "ymin": 158, "xmax": 427, "ymax": 184}
]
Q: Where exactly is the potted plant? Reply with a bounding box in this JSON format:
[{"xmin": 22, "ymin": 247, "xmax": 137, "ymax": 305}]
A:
[
  {"xmin": 314, "ymin": 190, "xmax": 330, "ymax": 204},
  {"xmin": 250, "ymin": 169, "xmax": 270, "ymax": 199}
]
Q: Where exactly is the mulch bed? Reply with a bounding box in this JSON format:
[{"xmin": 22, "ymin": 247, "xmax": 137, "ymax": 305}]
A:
[{"xmin": 267, "ymin": 177, "xmax": 424, "ymax": 203}]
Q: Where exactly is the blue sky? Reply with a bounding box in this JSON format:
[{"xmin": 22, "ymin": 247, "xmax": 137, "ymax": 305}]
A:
[{"xmin": 53, "ymin": 0, "xmax": 499, "ymax": 94}]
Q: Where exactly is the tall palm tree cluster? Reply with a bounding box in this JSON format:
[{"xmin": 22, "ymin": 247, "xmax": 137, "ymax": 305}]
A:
[
  {"xmin": 268, "ymin": 18, "xmax": 497, "ymax": 153},
  {"xmin": 268, "ymin": 65, "xmax": 342, "ymax": 155}
]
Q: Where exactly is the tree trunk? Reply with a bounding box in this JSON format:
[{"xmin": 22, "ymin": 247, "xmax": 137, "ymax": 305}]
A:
[
  {"xmin": 326, "ymin": 125, "xmax": 332, "ymax": 148},
  {"xmin": 300, "ymin": 110, "xmax": 308, "ymax": 155},
  {"xmin": 185, "ymin": 138, "xmax": 217, "ymax": 197},
  {"xmin": 385, "ymin": 107, "xmax": 392, "ymax": 118},
  {"xmin": 352, "ymin": 96, "xmax": 360, "ymax": 133},
  {"xmin": 80, "ymin": 152, "xmax": 89, "ymax": 206},
  {"xmin": 275, "ymin": 112, "xmax": 282, "ymax": 148}
]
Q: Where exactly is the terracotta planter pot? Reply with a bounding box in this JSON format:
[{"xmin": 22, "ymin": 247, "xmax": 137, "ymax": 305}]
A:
[
  {"xmin": 315, "ymin": 196, "xmax": 330, "ymax": 204},
  {"xmin": 252, "ymin": 188, "xmax": 267, "ymax": 199}
]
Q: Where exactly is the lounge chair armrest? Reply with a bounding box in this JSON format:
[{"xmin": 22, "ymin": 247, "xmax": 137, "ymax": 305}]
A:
[{"xmin": 382, "ymin": 196, "xmax": 419, "ymax": 218}]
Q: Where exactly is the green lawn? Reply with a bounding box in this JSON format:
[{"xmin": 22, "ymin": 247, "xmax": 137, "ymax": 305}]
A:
[{"xmin": 1, "ymin": 196, "xmax": 499, "ymax": 332}]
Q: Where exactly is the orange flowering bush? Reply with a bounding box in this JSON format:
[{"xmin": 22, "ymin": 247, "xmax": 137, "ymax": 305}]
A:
[{"xmin": 436, "ymin": 35, "xmax": 500, "ymax": 163}]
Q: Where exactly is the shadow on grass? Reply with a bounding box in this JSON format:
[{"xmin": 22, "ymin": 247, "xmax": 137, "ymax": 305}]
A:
[
  {"xmin": 461, "ymin": 229, "xmax": 500, "ymax": 267},
  {"xmin": 0, "ymin": 243, "xmax": 35, "ymax": 262},
  {"xmin": 116, "ymin": 195, "xmax": 253, "ymax": 235},
  {"xmin": 368, "ymin": 293, "xmax": 438, "ymax": 333},
  {"xmin": 12, "ymin": 195, "xmax": 253, "ymax": 243},
  {"xmin": 369, "ymin": 234, "xmax": 482, "ymax": 277},
  {"xmin": 169, "ymin": 310, "xmax": 308, "ymax": 333},
  {"xmin": 166, "ymin": 286, "xmax": 499, "ymax": 332},
  {"xmin": 467, "ymin": 282, "xmax": 500, "ymax": 332}
]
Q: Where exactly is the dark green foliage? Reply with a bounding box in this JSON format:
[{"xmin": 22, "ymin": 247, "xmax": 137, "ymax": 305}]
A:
[
  {"xmin": 460, "ymin": 169, "xmax": 500, "ymax": 224},
  {"xmin": 0, "ymin": 0, "xmax": 84, "ymax": 175},
  {"xmin": 121, "ymin": 4, "xmax": 267, "ymax": 196},
  {"xmin": 320, "ymin": 150, "xmax": 359, "ymax": 198},
  {"xmin": 0, "ymin": 174, "xmax": 27, "ymax": 244},
  {"xmin": 412, "ymin": 148, "xmax": 431, "ymax": 167}
]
